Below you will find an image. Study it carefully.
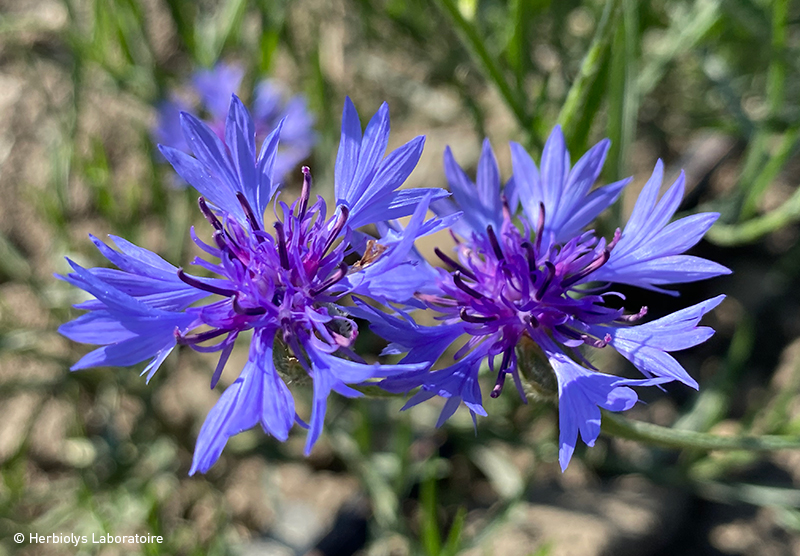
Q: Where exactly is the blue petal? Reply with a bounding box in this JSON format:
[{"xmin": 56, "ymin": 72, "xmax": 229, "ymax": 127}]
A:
[
  {"xmin": 189, "ymin": 329, "xmax": 294, "ymax": 475},
  {"xmin": 70, "ymin": 335, "xmax": 174, "ymax": 372},
  {"xmin": 476, "ymin": 138, "xmax": 502, "ymax": 217},
  {"xmin": 226, "ymin": 96, "xmax": 259, "ymax": 215},
  {"xmin": 58, "ymin": 260, "xmax": 195, "ymax": 376},
  {"xmin": 158, "ymin": 145, "xmax": 241, "ymax": 220},
  {"xmin": 179, "ymin": 112, "xmax": 239, "ymax": 207},
  {"xmin": 595, "ymin": 295, "xmax": 725, "ymax": 388},
  {"xmin": 509, "ymin": 141, "xmax": 542, "ymax": 227},
  {"xmin": 348, "ymin": 135, "xmax": 425, "ymax": 219},
  {"xmin": 255, "ymin": 118, "xmax": 284, "ymax": 215},
  {"xmin": 305, "ymin": 365, "xmax": 333, "ymax": 455},
  {"xmin": 383, "ymin": 348, "xmax": 489, "ymax": 422},
  {"xmin": 59, "ymin": 310, "xmax": 138, "ymax": 344},
  {"xmin": 334, "ymin": 97, "xmax": 363, "ymax": 202},
  {"xmin": 350, "ymin": 102, "xmax": 390, "ymax": 200},
  {"xmin": 346, "ymin": 187, "xmax": 447, "ymax": 230},
  {"xmin": 443, "ymin": 145, "xmax": 502, "ymax": 233},
  {"xmin": 539, "ymin": 125, "xmax": 568, "ymax": 220},
  {"xmin": 592, "ymin": 162, "xmax": 731, "ymax": 289},
  {"xmin": 558, "ymin": 178, "xmax": 629, "ymax": 238},
  {"xmin": 350, "ymin": 299, "xmax": 465, "ymax": 367},
  {"xmin": 87, "ymin": 235, "xmax": 208, "ymax": 310},
  {"xmin": 539, "ymin": 337, "xmax": 664, "ymax": 471},
  {"xmin": 301, "ymin": 338, "xmax": 429, "ymax": 454}
]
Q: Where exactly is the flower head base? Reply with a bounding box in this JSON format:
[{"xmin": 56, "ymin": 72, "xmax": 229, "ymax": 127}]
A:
[
  {"xmin": 375, "ymin": 128, "xmax": 730, "ymax": 470},
  {"xmin": 61, "ymin": 95, "xmax": 448, "ymax": 474},
  {"xmin": 155, "ymin": 62, "xmax": 316, "ymax": 184}
]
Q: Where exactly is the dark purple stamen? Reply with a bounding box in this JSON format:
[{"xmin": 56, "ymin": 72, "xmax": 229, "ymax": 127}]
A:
[
  {"xmin": 210, "ymin": 339, "xmax": 235, "ymax": 389},
  {"xmin": 236, "ymin": 192, "xmax": 261, "ymax": 231},
  {"xmin": 490, "ymin": 349, "xmax": 514, "ymax": 398},
  {"xmin": 322, "ymin": 206, "xmax": 349, "ymax": 255},
  {"xmin": 524, "ymin": 313, "xmax": 540, "ymax": 328},
  {"xmin": 178, "ymin": 268, "xmax": 237, "ymax": 297},
  {"xmin": 459, "ymin": 308, "xmax": 496, "ymax": 324},
  {"xmin": 521, "ymin": 241, "xmax": 537, "ymax": 273},
  {"xmin": 500, "ymin": 348, "xmax": 513, "ymax": 371},
  {"xmin": 175, "ymin": 327, "xmax": 228, "ymax": 346},
  {"xmin": 311, "ymin": 261, "xmax": 348, "ymax": 296},
  {"xmin": 233, "ymin": 296, "xmax": 267, "ymax": 316},
  {"xmin": 299, "ymin": 166, "xmax": 312, "ymax": 219},
  {"xmin": 198, "ymin": 197, "xmax": 223, "ymax": 231},
  {"xmin": 562, "ymin": 249, "xmax": 610, "ymax": 288},
  {"xmin": 453, "ymin": 272, "xmax": 484, "ymax": 299},
  {"xmin": 435, "ymin": 247, "xmax": 477, "ymax": 280},
  {"xmin": 486, "ymin": 225, "xmax": 504, "ymax": 261},
  {"xmin": 534, "ymin": 202, "xmax": 545, "ymax": 252},
  {"xmin": 274, "ymin": 222, "xmax": 290, "ymax": 269},
  {"xmin": 490, "ymin": 370, "xmax": 506, "ymax": 398},
  {"xmin": 535, "ymin": 262, "xmax": 556, "ymax": 300},
  {"xmin": 212, "ymin": 230, "xmax": 228, "ymax": 251}
]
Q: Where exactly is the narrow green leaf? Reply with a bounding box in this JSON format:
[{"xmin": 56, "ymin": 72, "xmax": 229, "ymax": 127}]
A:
[
  {"xmin": 605, "ymin": 0, "xmax": 638, "ymax": 186},
  {"xmin": 441, "ymin": 506, "xmax": 467, "ymax": 556},
  {"xmin": 556, "ymin": 0, "xmax": 618, "ymax": 143},
  {"xmin": 636, "ymin": 0, "xmax": 721, "ymax": 98},
  {"xmin": 195, "ymin": 0, "xmax": 248, "ymax": 67},
  {"xmin": 434, "ymin": 0, "xmax": 529, "ymax": 130},
  {"xmin": 420, "ymin": 472, "xmax": 441, "ymax": 556},
  {"xmin": 766, "ymin": 0, "xmax": 788, "ymax": 118},
  {"xmin": 708, "ymin": 127, "xmax": 800, "ymax": 245}
]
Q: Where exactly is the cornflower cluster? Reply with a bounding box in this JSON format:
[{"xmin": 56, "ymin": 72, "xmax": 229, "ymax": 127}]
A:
[{"xmin": 61, "ymin": 94, "xmax": 728, "ymax": 473}]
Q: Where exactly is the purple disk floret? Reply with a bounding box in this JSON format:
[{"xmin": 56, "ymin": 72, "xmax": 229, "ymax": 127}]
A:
[
  {"xmin": 154, "ymin": 62, "xmax": 316, "ymax": 184},
  {"xmin": 372, "ymin": 128, "xmax": 730, "ymax": 471},
  {"xmin": 60, "ymin": 94, "xmax": 450, "ymax": 474}
]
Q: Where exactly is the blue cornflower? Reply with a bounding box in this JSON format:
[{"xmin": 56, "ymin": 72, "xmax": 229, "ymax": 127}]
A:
[
  {"xmin": 154, "ymin": 62, "xmax": 316, "ymax": 184},
  {"xmin": 364, "ymin": 127, "xmax": 730, "ymax": 471},
  {"xmin": 60, "ymin": 95, "xmax": 450, "ymax": 474}
]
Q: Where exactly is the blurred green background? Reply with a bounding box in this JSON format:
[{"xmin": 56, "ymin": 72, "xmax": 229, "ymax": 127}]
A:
[{"xmin": 1, "ymin": 0, "xmax": 800, "ymax": 554}]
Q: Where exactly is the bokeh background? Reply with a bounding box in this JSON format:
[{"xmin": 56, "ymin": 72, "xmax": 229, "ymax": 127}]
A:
[{"xmin": 1, "ymin": 0, "xmax": 800, "ymax": 554}]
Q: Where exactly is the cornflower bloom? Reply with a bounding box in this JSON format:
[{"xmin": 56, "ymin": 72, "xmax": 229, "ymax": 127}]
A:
[
  {"xmin": 60, "ymin": 96, "xmax": 450, "ymax": 474},
  {"xmin": 155, "ymin": 62, "xmax": 315, "ymax": 184},
  {"xmin": 361, "ymin": 127, "xmax": 730, "ymax": 470}
]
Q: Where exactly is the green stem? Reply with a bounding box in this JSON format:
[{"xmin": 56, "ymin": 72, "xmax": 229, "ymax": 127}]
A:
[
  {"xmin": 602, "ymin": 411, "xmax": 800, "ymax": 452},
  {"xmin": 706, "ymin": 128, "xmax": 800, "ymax": 245},
  {"xmin": 556, "ymin": 0, "xmax": 618, "ymax": 139},
  {"xmin": 767, "ymin": 0, "xmax": 788, "ymax": 119},
  {"xmin": 636, "ymin": 0, "xmax": 720, "ymax": 97},
  {"xmin": 738, "ymin": 0, "xmax": 791, "ymax": 220},
  {"xmin": 433, "ymin": 0, "xmax": 529, "ymax": 129}
]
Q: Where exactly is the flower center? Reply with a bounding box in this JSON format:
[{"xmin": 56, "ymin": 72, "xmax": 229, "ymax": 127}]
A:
[
  {"xmin": 174, "ymin": 168, "xmax": 359, "ymax": 368},
  {"xmin": 425, "ymin": 204, "xmax": 643, "ymax": 398}
]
